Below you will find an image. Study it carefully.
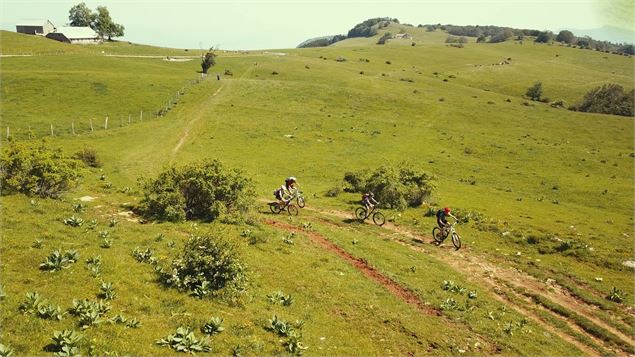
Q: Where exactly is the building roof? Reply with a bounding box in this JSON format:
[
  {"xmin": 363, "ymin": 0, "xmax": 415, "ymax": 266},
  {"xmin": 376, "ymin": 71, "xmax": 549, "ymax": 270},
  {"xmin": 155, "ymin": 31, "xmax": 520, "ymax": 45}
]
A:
[
  {"xmin": 55, "ymin": 26, "xmax": 98, "ymax": 39},
  {"xmin": 17, "ymin": 19, "xmax": 53, "ymax": 27}
]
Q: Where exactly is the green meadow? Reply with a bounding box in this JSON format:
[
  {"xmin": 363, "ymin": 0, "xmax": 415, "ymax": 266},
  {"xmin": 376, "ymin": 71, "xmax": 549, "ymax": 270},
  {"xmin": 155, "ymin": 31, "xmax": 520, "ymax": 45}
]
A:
[{"xmin": 0, "ymin": 23, "xmax": 633, "ymax": 356}]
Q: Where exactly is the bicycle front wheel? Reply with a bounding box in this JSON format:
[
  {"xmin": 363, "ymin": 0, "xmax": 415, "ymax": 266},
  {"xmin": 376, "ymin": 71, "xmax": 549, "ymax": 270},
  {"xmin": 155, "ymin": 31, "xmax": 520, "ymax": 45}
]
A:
[
  {"xmin": 372, "ymin": 212, "xmax": 386, "ymax": 226},
  {"xmin": 432, "ymin": 227, "xmax": 443, "ymax": 243},
  {"xmin": 451, "ymin": 232, "xmax": 462, "ymax": 250},
  {"xmin": 297, "ymin": 196, "xmax": 305, "ymax": 208},
  {"xmin": 355, "ymin": 207, "xmax": 368, "ymax": 220},
  {"xmin": 287, "ymin": 204, "xmax": 299, "ymax": 216}
]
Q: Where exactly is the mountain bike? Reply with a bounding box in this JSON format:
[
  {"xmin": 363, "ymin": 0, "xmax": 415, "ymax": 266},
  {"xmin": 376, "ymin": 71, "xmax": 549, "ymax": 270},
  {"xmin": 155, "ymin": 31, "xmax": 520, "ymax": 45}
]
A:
[
  {"xmin": 293, "ymin": 190, "xmax": 305, "ymax": 208},
  {"xmin": 432, "ymin": 222, "xmax": 462, "ymax": 250},
  {"xmin": 268, "ymin": 198, "xmax": 299, "ymax": 216},
  {"xmin": 355, "ymin": 205, "xmax": 386, "ymax": 226}
]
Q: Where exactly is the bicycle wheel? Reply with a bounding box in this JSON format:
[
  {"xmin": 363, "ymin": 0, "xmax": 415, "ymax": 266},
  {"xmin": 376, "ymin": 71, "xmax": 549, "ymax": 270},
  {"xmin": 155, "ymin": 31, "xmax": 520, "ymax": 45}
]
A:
[
  {"xmin": 287, "ymin": 204, "xmax": 299, "ymax": 216},
  {"xmin": 297, "ymin": 196, "xmax": 305, "ymax": 208},
  {"xmin": 432, "ymin": 227, "xmax": 443, "ymax": 243},
  {"xmin": 372, "ymin": 212, "xmax": 386, "ymax": 226},
  {"xmin": 451, "ymin": 232, "xmax": 462, "ymax": 250},
  {"xmin": 355, "ymin": 207, "xmax": 368, "ymax": 220},
  {"xmin": 269, "ymin": 203, "xmax": 282, "ymax": 214}
]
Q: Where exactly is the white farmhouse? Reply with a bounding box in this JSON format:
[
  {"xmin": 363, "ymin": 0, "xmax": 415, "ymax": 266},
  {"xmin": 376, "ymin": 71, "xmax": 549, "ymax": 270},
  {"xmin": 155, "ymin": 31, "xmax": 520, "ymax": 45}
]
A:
[
  {"xmin": 46, "ymin": 27, "xmax": 101, "ymax": 44},
  {"xmin": 16, "ymin": 19, "xmax": 56, "ymax": 35}
]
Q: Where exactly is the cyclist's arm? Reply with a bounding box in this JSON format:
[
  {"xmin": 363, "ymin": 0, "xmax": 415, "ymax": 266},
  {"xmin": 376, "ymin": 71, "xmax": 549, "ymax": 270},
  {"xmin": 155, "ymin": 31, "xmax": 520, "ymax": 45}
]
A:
[{"xmin": 371, "ymin": 197, "xmax": 379, "ymax": 205}]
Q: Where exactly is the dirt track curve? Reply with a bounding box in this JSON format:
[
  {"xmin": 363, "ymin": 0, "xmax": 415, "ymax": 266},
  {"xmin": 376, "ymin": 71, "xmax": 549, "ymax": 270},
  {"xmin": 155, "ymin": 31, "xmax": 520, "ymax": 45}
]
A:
[{"xmin": 264, "ymin": 203, "xmax": 634, "ymax": 356}]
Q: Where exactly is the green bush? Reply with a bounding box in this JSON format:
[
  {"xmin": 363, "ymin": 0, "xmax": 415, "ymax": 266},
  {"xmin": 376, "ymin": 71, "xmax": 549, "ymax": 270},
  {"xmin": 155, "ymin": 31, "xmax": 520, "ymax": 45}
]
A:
[
  {"xmin": 139, "ymin": 159, "xmax": 255, "ymax": 222},
  {"xmin": 526, "ymin": 81, "xmax": 543, "ymax": 101},
  {"xmin": 73, "ymin": 148, "xmax": 101, "ymax": 168},
  {"xmin": 0, "ymin": 142, "xmax": 82, "ymax": 198},
  {"xmin": 342, "ymin": 164, "xmax": 436, "ymax": 210},
  {"xmin": 572, "ymin": 83, "xmax": 634, "ymax": 117},
  {"xmin": 160, "ymin": 231, "xmax": 247, "ymax": 299}
]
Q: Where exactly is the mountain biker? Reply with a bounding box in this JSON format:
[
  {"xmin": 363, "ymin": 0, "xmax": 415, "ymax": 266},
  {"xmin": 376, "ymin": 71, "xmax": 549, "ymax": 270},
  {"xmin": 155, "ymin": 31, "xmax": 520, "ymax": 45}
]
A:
[
  {"xmin": 273, "ymin": 177, "xmax": 297, "ymax": 205},
  {"xmin": 436, "ymin": 207, "xmax": 457, "ymax": 235},
  {"xmin": 362, "ymin": 192, "xmax": 379, "ymax": 211}
]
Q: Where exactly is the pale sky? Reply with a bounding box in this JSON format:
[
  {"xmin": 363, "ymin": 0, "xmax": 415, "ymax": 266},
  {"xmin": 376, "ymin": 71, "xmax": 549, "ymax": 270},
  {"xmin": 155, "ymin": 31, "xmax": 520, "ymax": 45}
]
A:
[{"xmin": 1, "ymin": 0, "xmax": 633, "ymax": 49}]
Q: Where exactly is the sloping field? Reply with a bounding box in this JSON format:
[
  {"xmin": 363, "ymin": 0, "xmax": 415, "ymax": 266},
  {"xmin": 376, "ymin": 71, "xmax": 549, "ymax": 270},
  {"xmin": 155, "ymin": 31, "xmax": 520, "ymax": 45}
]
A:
[{"xmin": 0, "ymin": 24, "xmax": 633, "ymax": 356}]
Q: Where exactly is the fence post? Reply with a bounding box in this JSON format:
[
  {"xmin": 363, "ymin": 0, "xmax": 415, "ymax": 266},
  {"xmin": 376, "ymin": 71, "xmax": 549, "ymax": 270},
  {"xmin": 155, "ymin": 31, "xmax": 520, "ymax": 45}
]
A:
[
  {"xmin": 50, "ymin": 124, "xmax": 54, "ymax": 136},
  {"xmin": 128, "ymin": 114, "xmax": 131, "ymax": 124},
  {"xmin": 72, "ymin": 122, "xmax": 75, "ymax": 135},
  {"xmin": 140, "ymin": 110, "xmax": 143, "ymax": 121},
  {"xmin": 104, "ymin": 116, "xmax": 108, "ymax": 129},
  {"xmin": 90, "ymin": 118, "xmax": 94, "ymax": 132},
  {"xmin": 6, "ymin": 127, "xmax": 9, "ymax": 140}
]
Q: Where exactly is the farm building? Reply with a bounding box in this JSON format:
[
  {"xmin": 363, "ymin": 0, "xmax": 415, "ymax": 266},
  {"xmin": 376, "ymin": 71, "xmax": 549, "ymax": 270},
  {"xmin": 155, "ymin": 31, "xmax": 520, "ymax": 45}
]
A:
[
  {"xmin": 46, "ymin": 27, "xmax": 100, "ymax": 44},
  {"xmin": 16, "ymin": 19, "xmax": 56, "ymax": 35},
  {"xmin": 394, "ymin": 33, "xmax": 412, "ymax": 39}
]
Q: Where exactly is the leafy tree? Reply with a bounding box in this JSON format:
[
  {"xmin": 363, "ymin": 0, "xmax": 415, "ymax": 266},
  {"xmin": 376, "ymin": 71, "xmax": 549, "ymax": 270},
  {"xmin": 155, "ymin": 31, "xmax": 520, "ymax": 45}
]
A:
[
  {"xmin": 377, "ymin": 33, "xmax": 392, "ymax": 45},
  {"xmin": 201, "ymin": 48, "xmax": 217, "ymax": 74},
  {"xmin": 526, "ymin": 81, "xmax": 543, "ymax": 101},
  {"xmin": 556, "ymin": 30, "xmax": 576, "ymax": 44},
  {"xmin": 93, "ymin": 6, "xmax": 124, "ymax": 40},
  {"xmin": 534, "ymin": 31, "xmax": 554, "ymax": 43},
  {"xmin": 489, "ymin": 29, "xmax": 513, "ymax": 43},
  {"xmin": 476, "ymin": 34, "xmax": 487, "ymax": 43},
  {"xmin": 574, "ymin": 84, "xmax": 634, "ymax": 117},
  {"xmin": 68, "ymin": 2, "xmax": 95, "ymax": 27}
]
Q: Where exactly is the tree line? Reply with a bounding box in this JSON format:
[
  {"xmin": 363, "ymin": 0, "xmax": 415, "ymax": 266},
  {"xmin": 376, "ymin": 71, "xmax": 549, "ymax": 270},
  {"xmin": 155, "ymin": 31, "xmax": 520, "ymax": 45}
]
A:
[
  {"xmin": 427, "ymin": 24, "xmax": 633, "ymax": 55},
  {"xmin": 68, "ymin": 2, "xmax": 124, "ymax": 40}
]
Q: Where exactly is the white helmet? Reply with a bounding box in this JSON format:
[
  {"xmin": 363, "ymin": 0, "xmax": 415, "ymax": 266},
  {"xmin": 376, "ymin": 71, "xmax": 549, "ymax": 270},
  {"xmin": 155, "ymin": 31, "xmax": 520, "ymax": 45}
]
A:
[{"xmin": 285, "ymin": 176, "xmax": 297, "ymax": 183}]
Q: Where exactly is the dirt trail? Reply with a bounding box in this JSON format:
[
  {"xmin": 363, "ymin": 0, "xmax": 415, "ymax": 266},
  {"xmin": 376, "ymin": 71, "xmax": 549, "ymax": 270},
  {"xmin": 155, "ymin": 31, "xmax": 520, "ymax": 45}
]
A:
[
  {"xmin": 263, "ymin": 219, "xmax": 440, "ymax": 316},
  {"xmin": 172, "ymin": 86, "xmax": 223, "ymax": 155},
  {"xmin": 301, "ymin": 205, "xmax": 634, "ymax": 356}
]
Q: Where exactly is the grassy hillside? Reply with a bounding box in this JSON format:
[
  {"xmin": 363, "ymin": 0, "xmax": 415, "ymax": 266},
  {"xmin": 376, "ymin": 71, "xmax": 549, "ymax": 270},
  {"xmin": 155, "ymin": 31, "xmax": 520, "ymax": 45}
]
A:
[{"xmin": 0, "ymin": 24, "xmax": 633, "ymax": 356}]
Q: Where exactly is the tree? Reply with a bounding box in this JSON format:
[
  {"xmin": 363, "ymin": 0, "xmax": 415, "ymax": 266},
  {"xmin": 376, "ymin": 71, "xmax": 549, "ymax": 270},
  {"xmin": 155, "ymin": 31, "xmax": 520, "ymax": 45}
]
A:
[
  {"xmin": 526, "ymin": 81, "xmax": 543, "ymax": 101},
  {"xmin": 476, "ymin": 34, "xmax": 487, "ymax": 43},
  {"xmin": 93, "ymin": 6, "xmax": 124, "ymax": 40},
  {"xmin": 556, "ymin": 30, "xmax": 576, "ymax": 44},
  {"xmin": 201, "ymin": 48, "xmax": 217, "ymax": 74},
  {"xmin": 377, "ymin": 33, "xmax": 392, "ymax": 45},
  {"xmin": 68, "ymin": 2, "xmax": 95, "ymax": 27},
  {"xmin": 489, "ymin": 29, "xmax": 513, "ymax": 43},
  {"xmin": 534, "ymin": 31, "xmax": 554, "ymax": 43},
  {"xmin": 575, "ymin": 84, "xmax": 634, "ymax": 117}
]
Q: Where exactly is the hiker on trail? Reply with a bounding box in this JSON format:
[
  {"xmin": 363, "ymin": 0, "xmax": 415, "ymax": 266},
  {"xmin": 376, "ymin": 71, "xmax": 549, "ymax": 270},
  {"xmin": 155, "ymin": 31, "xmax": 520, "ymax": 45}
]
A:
[
  {"xmin": 436, "ymin": 207, "xmax": 457, "ymax": 234},
  {"xmin": 273, "ymin": 177, "xmax": 297, "ymax": 205},
  {"xmin": 362, "ymin": 192, "xmax": 378, "ymax": 210}
]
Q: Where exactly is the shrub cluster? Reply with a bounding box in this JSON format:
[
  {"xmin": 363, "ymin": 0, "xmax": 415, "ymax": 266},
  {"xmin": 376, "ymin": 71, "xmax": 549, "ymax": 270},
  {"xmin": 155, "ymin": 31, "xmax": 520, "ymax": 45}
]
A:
[
  {"xmin": 342, "ymin": 164, "xmax": 436, "ymax": 210},
  {"xmin": 159, "ymin": 232, "xmax": 247, "ymax": 299},
  {"xmin": 572, "ymin": 83, "xmax": 634, "ymax": 117},
  {"xmin": 0, "ymin": 142, "xmax": 82, "ymax": 198},
  {"xmin": 347, "ymin": 17, "xmax": 398, "ymax": 38},
  {"xmin": 139, "ymin": 159, "xmax": 255, "ymax": 222},
  {"xmin": 73, "ymin": 148, "xmax": 101, "ymax": 168}
]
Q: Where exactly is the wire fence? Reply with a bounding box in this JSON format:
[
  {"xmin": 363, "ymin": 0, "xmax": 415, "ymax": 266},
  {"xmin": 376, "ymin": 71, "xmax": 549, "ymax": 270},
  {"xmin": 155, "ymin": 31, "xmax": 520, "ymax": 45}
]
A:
[{"xmin": 3, "ymin": 73, "xmax": 211, "ymax": 142}]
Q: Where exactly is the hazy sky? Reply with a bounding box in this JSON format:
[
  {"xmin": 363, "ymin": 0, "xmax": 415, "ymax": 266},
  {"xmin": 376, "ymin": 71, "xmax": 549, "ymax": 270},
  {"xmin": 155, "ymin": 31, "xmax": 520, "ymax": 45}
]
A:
[{"xmin": 1, "ymin": 0, "xmax": 633, "ymax": 49}]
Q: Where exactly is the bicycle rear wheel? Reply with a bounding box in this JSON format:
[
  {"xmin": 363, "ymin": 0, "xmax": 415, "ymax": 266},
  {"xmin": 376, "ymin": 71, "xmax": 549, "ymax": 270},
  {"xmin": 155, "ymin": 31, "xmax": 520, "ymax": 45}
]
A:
[
  {"xmin": 355, "ymin": 207, "xmax": 368, "ymax": 220},
  {"xmin": 287, "ymin": 204, "xmax": 299, "ymax": 216},
  {"xmin": 297, "ymin": 196, "xmax": 305, "ymax": 208},
  {"xmin": 372, "ymin": 212, "xmax": 386, "ymax": 226},
  {"xmin": 451, "ymin": 232, "xmax": 462, "ymax": 250},
  {"xmin": 432, "ymin": 227, "xmax": 443, "ymax": 243},
  {"xmin": 269, "ymin": 203, "xmax": 282, "ymax": 214}
]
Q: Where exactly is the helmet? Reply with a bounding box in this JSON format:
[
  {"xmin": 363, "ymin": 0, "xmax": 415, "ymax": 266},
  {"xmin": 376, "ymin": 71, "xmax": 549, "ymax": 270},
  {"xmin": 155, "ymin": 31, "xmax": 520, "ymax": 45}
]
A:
[
  {"xmin": 369, "ymin": 192, "xmax": 374, "ymax": 197},
  {"xmin": 285, "ymin": 176, "xmax": 297, "ymax": 183},
  {"xmin": 444, "ymin": 207, "xmax": 451, "ymax": 213}
]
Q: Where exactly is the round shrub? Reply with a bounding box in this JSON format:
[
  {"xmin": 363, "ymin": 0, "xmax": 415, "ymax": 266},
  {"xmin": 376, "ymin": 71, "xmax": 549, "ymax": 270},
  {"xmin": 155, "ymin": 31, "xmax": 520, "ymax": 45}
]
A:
[
  {"xmin": 342, "ymin": 164, "xmax": 436, "ymax": 210},
  {"xmin": 161, "ymin": 232, "xmax": 247, "ymax": 299},
  {"xmin": 140, "ymin": 159, "xmax": 255, "ymax": 222},
  {"xmin": 0, "ymin": 142, "xmax": 82, "ymax": 198}
]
